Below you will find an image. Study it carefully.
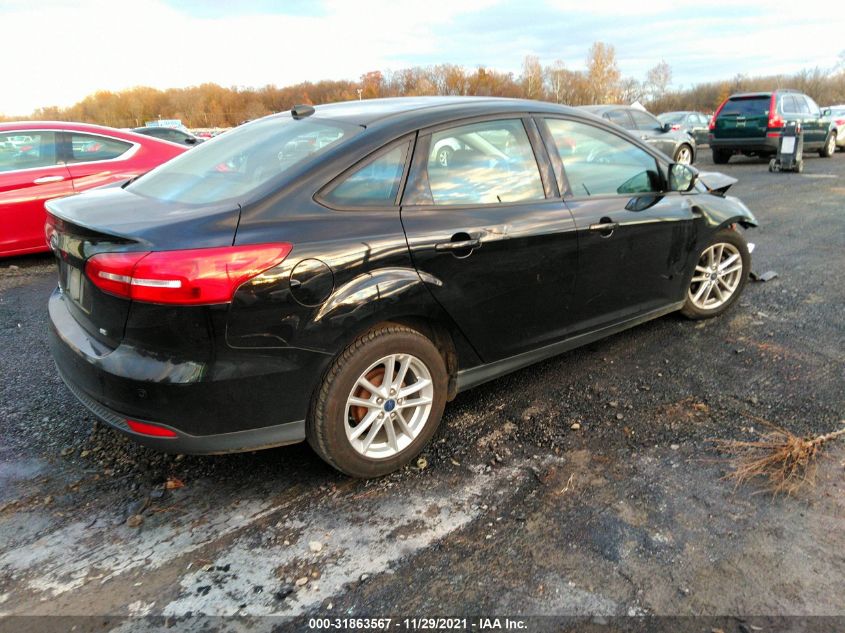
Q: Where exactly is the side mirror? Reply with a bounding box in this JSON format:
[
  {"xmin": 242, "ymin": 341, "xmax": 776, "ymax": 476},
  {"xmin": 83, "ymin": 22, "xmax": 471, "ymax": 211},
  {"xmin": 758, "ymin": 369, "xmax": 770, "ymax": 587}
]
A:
[
  {"xmin": 822, "ymin": 108, "xmax": 831, "ymax": 117},
  {"xmin": 662, "ymin": 122, "xmax": 673, "ymax": 133},
  {"xmin": 185, "ymin": 137, "xmax": 197, "ymax": 145},
  {"xmin": 669, "ymin": 163, "xmax": 696, "ymax": 192}
]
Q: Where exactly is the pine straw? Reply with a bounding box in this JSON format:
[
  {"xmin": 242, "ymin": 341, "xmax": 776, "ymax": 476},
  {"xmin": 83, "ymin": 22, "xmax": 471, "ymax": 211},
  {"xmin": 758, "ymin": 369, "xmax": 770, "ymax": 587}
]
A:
[{"xmin": 714, "ymin": 413, "xmax": 845, "ymax": 495}]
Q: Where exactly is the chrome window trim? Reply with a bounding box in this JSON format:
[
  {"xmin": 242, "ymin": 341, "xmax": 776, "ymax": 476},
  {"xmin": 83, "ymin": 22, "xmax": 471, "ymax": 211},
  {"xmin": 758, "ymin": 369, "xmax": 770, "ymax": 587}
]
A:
[{"xmin": 0, "ymin": 128, "xmax": 141, "ymax": 175}]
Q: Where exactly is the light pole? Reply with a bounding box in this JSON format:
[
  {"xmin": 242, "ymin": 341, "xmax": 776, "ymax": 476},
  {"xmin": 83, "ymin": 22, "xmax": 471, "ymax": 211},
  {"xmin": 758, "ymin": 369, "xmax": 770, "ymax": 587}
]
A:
[{"xmin": 357, "ymin": 88, "xmax": 363, "ymax": 101}]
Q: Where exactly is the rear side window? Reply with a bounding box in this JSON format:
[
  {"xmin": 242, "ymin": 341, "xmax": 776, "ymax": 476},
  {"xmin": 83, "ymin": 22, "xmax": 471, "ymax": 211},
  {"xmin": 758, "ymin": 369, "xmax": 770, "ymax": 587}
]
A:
[
  {"xmin": 69, "ymin": 134, "xmax": 132, "ymax": 163},
  {"xmin": 630, "ymin": 110, "xmax": 661, "ymax": 130},
  {"xmin": 423, "ymin": 119, "xmax": 545, "ymax": 206},
  {"xmin": 0, "ymin": 131, "xmax": 59, "ymax": 172},
  {"xmin": 720, "ymin": 97, "xmax": 770, "ymax": 117},
  {"xmin": 544, "ymin": 118, "xmax": 660, "ymax": 197},
  {"xmin": 322, "ymin": 142, "xmax": 409, "ymax": 208}
]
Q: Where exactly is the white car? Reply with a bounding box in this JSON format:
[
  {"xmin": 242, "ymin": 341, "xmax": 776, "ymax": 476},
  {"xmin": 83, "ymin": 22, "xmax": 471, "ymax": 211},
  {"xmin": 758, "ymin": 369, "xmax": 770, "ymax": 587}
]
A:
[{"xmin": 824, "ymin": 105, "xmax": 845, "ymax": 151}]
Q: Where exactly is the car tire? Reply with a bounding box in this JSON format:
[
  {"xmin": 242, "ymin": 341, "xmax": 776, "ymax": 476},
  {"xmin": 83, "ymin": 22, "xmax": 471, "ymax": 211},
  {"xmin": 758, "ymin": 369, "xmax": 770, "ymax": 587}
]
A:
[
  {"xmin": 681, "ymin": 228, "xmax": 750, "ymax": 320},
  {"xmin": 819, "ymin": 132, "xmax": 836, "ymax": 158},
  {"xmin": 674, "ymin": 144, "xmax": 694, "ymax": 165},
  {"xmin": 307, "ymin": 324, "xmax": 448, "ymax": 478},
  {"xmin": 712, "ymin": 149, "xmax": 731, "ymax": 164},
  {"xmin": 436, "ymin": 146, "xmax": 454, "ymax": 167}
]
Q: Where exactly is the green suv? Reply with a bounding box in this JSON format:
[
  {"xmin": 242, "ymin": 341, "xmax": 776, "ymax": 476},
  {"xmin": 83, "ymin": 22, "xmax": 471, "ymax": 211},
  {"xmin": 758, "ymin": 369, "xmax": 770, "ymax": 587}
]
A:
[{"xmin": 709, "ymin": 89, "xmax": 835, "ymax": 164}]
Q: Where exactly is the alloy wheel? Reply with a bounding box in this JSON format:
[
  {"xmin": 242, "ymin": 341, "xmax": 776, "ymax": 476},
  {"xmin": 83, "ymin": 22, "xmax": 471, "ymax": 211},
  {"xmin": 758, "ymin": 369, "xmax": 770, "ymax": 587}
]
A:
[
  {"xmin": 827, "ymin": 134, "xmax": 836, "ymax": 156},
  {"xmin": 688, "ymin": 242, "xmax": 743, "ymax": 310},
  {"xmin": 676, "ymin": 146, "xmax": 692, "ymax": 165},
  {"xmin": 344, "ymin": 354, "xmax": 434, "ymax": 459}
]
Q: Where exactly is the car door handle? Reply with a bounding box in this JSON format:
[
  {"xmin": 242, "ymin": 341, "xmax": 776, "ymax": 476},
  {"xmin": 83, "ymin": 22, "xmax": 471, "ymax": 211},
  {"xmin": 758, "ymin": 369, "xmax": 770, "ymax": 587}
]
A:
[
  {"xmin": 33, "ymin": 175, "xmax": 65, "ymax": 184},
  {"xmin": 589, "ymin": 221, "xmax": 619, "ymax": 232},
  {"xmin": 435, "ymin": 238, "xmax": 481, "ymax": 252}
]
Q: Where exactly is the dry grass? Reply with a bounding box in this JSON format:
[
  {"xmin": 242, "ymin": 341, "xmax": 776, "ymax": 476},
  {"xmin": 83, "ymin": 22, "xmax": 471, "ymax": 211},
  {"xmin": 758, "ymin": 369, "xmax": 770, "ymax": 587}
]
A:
[{"xmin": 715, "ymin": 413, "xmax": 845, "ymax": 495}]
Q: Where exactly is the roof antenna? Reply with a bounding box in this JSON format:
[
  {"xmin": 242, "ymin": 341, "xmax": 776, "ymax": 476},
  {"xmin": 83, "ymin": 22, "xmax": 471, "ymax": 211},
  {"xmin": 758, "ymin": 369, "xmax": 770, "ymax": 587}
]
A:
[{"xmin": 291, "ymin": 104, "xmax": 315, "ymax": 119}]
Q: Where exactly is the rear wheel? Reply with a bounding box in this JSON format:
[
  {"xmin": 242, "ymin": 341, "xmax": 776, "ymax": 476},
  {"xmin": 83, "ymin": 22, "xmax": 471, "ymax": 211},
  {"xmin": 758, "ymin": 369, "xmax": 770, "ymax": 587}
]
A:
[
  {"xmin": 681, "ymin": 228, "xmax": 750, "ymax": 320},
  {"xmin": 307, "ymin": 324, "xmax": 448, "ymax": 478},
  {"xmin": 819, "ymin": 131, "xmax": 836, "ymax": 158},
  {"xmin": 712, "ymin": 149, "xmax": 731, "ymax": 164}
]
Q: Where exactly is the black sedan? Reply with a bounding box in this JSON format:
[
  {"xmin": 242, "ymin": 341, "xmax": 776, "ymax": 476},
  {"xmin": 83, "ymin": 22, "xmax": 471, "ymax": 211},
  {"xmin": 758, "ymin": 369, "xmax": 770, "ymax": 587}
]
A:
[
  {"xmin": 580, "ymin": 105, "xmax": 697, "ymax": 164},
  {"xmin": 658, "ymin": 110, "xmax": 711, "ymax": 147},
  {"xmin": 131, "ymin": 126, "xmax": 204, "ymax": 146},
  {"xmin": 46, "ymin": 97, "xmax": 756, "ymax": 477}
]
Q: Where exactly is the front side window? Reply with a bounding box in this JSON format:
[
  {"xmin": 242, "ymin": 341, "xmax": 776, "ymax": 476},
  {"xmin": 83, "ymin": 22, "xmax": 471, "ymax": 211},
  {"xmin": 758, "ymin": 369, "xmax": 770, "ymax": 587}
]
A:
[
  {"xmin": 128, "ymin": 116, "xmax": 362, "ymax": 205},
  {"xmin": 544, "ymin": 118, "xmax": 661, "ymax": 197},
  {"xmin": 323, "ymin": 142, "xmax": 408, "ymax": 207},
  {"xmin": 69, "ymin": 134, "xmax": 132, "ymax": 163},
  {"xmin": 423, "ymin": 119, "xmax": 545, "ymax": 206},
  {"xmin": 0, "ymin": 131, "xmax": 58, "ymax": 172}
]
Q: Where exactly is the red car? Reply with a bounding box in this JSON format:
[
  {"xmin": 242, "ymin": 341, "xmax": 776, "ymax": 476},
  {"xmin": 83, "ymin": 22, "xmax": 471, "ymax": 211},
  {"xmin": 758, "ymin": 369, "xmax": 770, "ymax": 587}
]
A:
[{"xmin": 0, "ymin": 122, "xmax": 186, "ymax": 258}]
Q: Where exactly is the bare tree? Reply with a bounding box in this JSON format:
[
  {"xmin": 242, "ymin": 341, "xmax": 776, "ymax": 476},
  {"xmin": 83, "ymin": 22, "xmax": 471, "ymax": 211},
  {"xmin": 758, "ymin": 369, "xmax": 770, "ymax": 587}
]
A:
[
  {"xmin": 521, "ymin": 55, "xmax": 543, "ymax": 100},
  {"xmin": 645, "ymin": 60, "xmax": 672, "ymax": 101},
  {"xmin": 585, "ymin": 42, "xmax": 621, "ymax": 103},
  {"xmin": 544, "ymin": 59, "xmax": 567, "ymax": 103}
]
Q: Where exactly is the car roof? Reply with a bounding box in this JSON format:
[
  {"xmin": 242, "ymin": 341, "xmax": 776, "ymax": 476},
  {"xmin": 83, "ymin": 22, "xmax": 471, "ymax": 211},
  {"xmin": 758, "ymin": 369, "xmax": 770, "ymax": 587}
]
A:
[
  {"xmin": 728, "ymin": 89, "xmax": 800, "ymax": 99},
  {"xmin": 266, "ymin": 96, "xmax": 583, "ymax": 128},
  {"xmin": 0, "ymin": 120, "xmax": 187, "ymax": 146},
  {"xmin": 578, "ymin": 105, "xmax": 645, "ymax": 114}
]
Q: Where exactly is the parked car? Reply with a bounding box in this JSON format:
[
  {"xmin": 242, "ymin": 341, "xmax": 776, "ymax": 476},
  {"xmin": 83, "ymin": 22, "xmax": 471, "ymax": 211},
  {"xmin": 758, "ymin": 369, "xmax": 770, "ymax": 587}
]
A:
[
  {"xmin": 46, "ymin": 97, "xmax": 756, "ymax": 478},
  {"xmin": 579, "ymin": 105, "xmax": 696, "ymax": 164},
  {"xmin": 709, "ymin": 89, "xmax": 835, "ymax": 163},
  {"xmin": 658, "ymin": 111, "xmax": 710, "ymax": 146},
  {"xmin": 0, "ymin": 122, "xmax": 186, "ymax": 258},
  {"xmin": 822, "ymin": 105, "xmax": 845, "ymax": 151},
  {"xmin": 132, "ymin": 126, "xmax": 204, "ymax": 146}
]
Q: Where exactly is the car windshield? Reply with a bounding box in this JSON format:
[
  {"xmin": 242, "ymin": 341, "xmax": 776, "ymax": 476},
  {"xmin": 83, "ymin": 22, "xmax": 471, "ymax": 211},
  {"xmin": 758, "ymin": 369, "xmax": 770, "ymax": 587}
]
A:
[
  {"xmin": 720, "ymin": 97, "xmax": 770, "ymax": 117},
  {"xmin": 658, "ymin": 112, "xmax": 687, "ymax": 124},
  {"xmin": 829, "ymin": 107, "xmax": 845, "ymax": 117},
  {"xmin": 128, "ymin": 115, "xmax": 361, "ymax": 205}
]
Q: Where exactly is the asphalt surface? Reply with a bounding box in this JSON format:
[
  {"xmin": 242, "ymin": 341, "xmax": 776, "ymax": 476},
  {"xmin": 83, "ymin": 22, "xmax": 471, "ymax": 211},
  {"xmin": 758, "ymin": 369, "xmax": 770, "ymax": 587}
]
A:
[{"xmin": 1, "ymin": 150, "xmax": 843, "ymax": 632}]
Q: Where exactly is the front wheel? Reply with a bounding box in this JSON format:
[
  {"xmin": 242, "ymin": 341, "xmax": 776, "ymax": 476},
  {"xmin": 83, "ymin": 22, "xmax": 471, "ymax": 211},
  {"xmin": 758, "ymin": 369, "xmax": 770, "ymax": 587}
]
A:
[
  {"xmin": 681, "ymin": 229, "xmax": 750, "ymax": 320},
  {"xmin": 307, "ymin": 324, "xmax": 448, "ymax": 478}
]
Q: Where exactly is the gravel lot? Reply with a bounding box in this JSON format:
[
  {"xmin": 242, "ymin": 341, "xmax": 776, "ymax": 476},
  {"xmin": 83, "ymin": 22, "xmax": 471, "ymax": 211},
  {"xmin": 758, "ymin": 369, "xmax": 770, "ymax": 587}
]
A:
[{"xmin": 1, "ymin": 151, "xmax": 843, "ymax": 631}]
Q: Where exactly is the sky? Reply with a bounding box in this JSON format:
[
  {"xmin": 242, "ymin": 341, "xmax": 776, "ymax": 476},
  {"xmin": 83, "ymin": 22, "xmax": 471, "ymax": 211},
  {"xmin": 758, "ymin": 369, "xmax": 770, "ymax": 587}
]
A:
[{"xmin": 0, "ymin": 0, "xmax": 841, "ymax": 116}]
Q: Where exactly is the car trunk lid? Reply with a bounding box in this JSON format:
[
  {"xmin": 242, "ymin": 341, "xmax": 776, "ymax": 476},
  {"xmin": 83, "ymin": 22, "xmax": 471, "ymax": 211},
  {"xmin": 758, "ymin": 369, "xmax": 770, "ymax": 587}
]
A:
[{"xmin": 46, "ymin": 187, "xmax": 241, "ymax": 348}]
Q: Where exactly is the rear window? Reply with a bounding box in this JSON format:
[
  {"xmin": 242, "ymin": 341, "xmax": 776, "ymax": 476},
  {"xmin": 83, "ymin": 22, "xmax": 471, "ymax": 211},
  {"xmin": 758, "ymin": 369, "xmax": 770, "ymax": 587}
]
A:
[
  {"xmin": 719, "ymin": 97, "xmax": 770, "ymax": 117},
  {"xmin": 127, "ymin": 116, "xmax": 361, "ymax": 205}
]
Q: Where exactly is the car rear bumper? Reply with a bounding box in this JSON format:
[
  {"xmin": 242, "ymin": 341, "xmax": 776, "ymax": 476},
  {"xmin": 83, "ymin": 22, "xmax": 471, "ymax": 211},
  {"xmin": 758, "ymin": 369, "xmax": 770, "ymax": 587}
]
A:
[
  {"xmin": 709, "ymin": 136, "xmax": 779, "ymax": 154},
  {"xmin": 48, "ymin": 288, "xmax": 331, "ymax": 453}
]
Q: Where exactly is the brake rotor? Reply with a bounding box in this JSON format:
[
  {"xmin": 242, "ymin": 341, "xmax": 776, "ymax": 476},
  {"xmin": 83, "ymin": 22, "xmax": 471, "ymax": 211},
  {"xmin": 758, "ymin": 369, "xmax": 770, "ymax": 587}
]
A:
[{"xmin": 350, "ymin": 367, "xmax": 385, "ymax": 424}]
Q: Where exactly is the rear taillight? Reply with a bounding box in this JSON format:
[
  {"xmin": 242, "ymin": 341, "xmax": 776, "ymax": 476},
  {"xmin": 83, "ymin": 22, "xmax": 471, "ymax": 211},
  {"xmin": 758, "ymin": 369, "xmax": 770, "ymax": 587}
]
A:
[
  {"xmin": 768, "ymin": 94, "xmax": 784, "ymax": 129},
  {"xmin": 671, "ymin": 124, "xmax": 681, "ymax": 131},
  {"xmin": 127, "ymin": 419, "xmax": 178, "ymax": 437},
  {"xmin": 709, "ymin": 99, "xmax": 729, "ymax": 130},
  {"xmin": 835, "ymin": 118, "xmax": 845, "ymax": 127},
  {"xmin": 44, "ymin": 217, "xmax": 57, "ymax": 248},
  {"xmin": 86, "ymin": 243, "xmax": 292, "ymax": 305}
]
